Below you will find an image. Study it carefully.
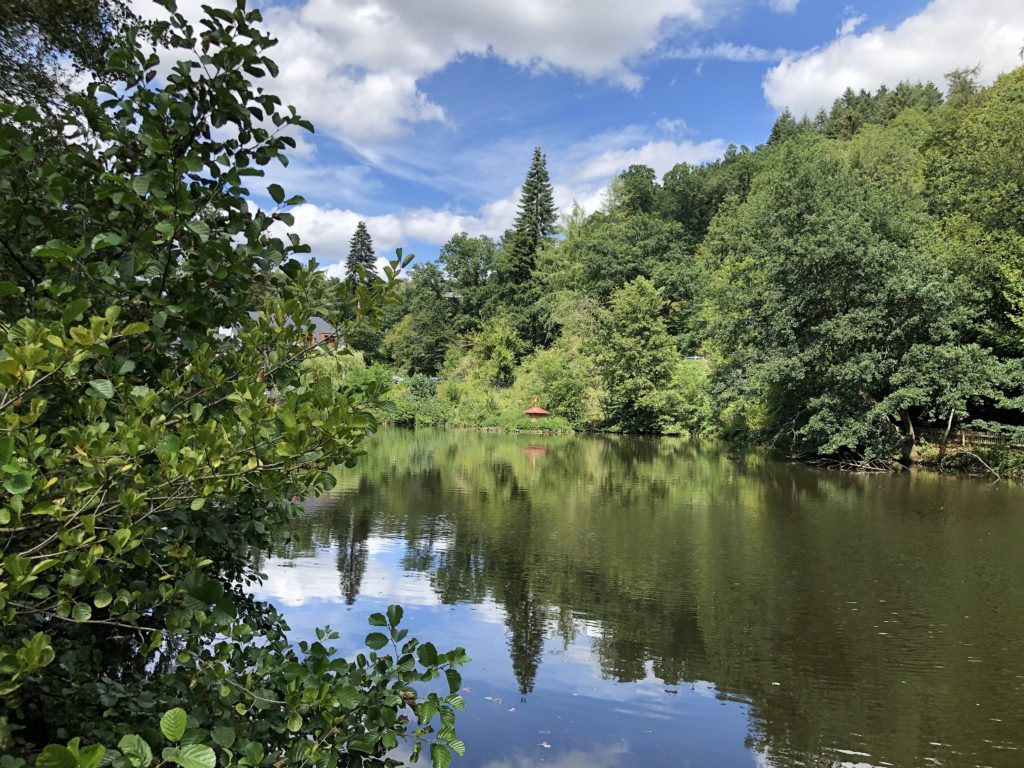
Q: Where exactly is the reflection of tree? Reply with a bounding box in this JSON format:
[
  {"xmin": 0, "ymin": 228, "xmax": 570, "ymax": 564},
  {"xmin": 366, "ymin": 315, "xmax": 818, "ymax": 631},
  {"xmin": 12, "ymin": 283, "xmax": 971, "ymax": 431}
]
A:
[
  {"xmin": 291, "ymin": 428, "xmax": 1024, "ymax": 768},
  {"xmin": 336, "ymin": 501, "xmax": 372, "ymax": 604},
  {"xmin": 503, "ymin": 579, "xmax": 545, "ymax": 697}
]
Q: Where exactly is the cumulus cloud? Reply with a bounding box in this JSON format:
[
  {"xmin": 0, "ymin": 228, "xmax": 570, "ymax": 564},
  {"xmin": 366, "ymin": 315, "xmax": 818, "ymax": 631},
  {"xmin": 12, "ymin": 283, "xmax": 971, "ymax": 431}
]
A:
[
  {"xmin": 280, "ymin": 197, "xmax": 520, "ymax": 270},
  {"xmin": 236, "ymin": 0, "xmax": 718, "ymax": 143},
  {"xmin": 573, "ymin": 138, "xmax": 729, "ymax": 181},
  {"xmin": 763, "ymin": 0, "xmax": 1024, "ymax": 116}
]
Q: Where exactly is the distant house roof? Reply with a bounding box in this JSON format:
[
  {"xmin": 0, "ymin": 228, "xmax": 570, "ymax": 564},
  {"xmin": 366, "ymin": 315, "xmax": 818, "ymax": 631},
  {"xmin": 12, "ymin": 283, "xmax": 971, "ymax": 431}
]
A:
[
  {"xmin": 524, "ymin": 406, "xmax": 550, "ymax": 416},
  {"xmin": 309, "ymin": 316, "xmax": 336, "ymax": 336}
]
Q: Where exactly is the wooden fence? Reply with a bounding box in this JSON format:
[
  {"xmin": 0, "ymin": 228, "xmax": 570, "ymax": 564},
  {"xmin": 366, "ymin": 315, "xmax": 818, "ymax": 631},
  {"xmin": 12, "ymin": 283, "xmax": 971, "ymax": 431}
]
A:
[{"xmin": 917, "ymin": 427, "xmax": 1024, "ymax": 451}]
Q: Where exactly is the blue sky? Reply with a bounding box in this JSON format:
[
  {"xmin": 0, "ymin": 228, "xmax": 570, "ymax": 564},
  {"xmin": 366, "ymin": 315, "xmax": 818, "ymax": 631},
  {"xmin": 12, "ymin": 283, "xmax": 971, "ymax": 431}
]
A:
[{"xmin": 163, "ymin": 0, "xmax": 1024, "ymax": 275}]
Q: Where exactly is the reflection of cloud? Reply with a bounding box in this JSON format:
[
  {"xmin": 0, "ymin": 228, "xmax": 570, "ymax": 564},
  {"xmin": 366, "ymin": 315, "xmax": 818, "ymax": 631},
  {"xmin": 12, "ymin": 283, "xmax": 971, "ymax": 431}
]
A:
[
  {"xmin": 252, "ymin": 550, "xmax": 347, "ymax": 607},
  {"xmin": 479, "ymin": 744, "xmax": 629, "ymax": 768},
  {"xmin": 253, "ymin": 538, "xmax": 442, "ymax": 607}
]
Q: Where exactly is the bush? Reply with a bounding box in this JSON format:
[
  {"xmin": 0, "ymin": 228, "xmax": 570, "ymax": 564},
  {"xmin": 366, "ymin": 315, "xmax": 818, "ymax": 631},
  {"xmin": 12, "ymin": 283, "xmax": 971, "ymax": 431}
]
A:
[{"xmin": 0, "ymin": 2, "xmax": 464, "ymax": 764}]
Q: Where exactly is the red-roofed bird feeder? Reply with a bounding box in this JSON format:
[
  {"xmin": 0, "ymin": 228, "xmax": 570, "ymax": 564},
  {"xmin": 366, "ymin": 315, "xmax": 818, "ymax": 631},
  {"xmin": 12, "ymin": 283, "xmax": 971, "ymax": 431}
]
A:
[{"xmin": 524, "ymin": 396, "xmax": 550, "ymax": 421}]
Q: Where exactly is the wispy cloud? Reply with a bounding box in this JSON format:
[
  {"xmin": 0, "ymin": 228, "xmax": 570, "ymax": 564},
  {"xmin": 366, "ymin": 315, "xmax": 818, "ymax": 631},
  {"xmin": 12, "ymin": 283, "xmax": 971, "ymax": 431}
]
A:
[{"xmin": 661, "ymin": 42, "xmax": 795, "ymax": 63}]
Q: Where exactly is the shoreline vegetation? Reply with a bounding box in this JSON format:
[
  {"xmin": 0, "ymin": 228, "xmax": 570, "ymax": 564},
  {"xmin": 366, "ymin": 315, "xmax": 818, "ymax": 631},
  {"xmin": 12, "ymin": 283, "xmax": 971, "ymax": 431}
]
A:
[{"xmin": 294, "ymin": 64, "xmax": 1024, "ymax": 481}]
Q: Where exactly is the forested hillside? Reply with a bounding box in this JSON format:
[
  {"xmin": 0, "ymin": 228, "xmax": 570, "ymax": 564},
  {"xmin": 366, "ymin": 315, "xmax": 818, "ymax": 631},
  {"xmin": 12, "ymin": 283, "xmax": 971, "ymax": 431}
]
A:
[{"xmin": 312, "ymin": 67, "xmax": 1024, "ymax": 469}]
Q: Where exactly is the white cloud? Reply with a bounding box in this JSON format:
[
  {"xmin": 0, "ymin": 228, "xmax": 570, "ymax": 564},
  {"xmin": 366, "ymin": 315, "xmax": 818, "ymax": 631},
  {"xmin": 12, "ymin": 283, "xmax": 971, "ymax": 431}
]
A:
[
  {"xmin": 573, "ymin": 138, "xmax": 729, "ymax": 181},
  {"xmin": 137, "ymin": 0, "xmax": 721, "ymax": 144},
  {"xmin": 280, "ymin": 200, "xmax": 514, "ymax": 269},
  {"xmin": 763, "ymin": 0, "xmax": 1024, "ymax": 116},
  {"xmin": 662, "ymin": 42, "xmax": 794, "ymax": 63},
  {"xmin": 768, "ymin": 0, "xmax": 800, "ymax": 13},
  {"xmin": 273, "ymin": 122, "xmax": 730, "ymax": 274},
  {"xmin": 838, "ymin": 14, "xmax": 867, "ymax": 37}
]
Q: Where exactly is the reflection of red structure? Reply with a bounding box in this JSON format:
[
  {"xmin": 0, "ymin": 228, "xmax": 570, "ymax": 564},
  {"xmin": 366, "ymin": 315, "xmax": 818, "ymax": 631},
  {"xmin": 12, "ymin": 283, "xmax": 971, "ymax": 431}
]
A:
[
  {"xmin": 524, "ymin": 445, "xmax": 547, "ymax": 469},
  {"xmin": 524, "ymin": 396, "xmax": 550, "ymax": 421}
]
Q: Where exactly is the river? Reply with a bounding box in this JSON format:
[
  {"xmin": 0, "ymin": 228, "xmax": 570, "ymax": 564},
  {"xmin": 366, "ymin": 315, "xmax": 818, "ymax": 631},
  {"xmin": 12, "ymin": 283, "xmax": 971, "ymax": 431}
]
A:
[{"xmin": 252, "ymin": 428, "xmax": 1024, "ymax": 767}]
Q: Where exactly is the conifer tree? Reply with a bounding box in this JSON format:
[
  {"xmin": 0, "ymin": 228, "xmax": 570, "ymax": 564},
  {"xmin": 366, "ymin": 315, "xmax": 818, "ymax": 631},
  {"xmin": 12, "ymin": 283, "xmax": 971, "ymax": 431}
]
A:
[
  {"xmin": 503, "ymin": 147, "xmax": 557, "ymax": 286},
  {"xmin": 346, "ymin": 220, "xmax": 376, "ymax": 283},
  {"xmin": 512, "ymin": 147, "xmax": 557, "ymax": 261}
]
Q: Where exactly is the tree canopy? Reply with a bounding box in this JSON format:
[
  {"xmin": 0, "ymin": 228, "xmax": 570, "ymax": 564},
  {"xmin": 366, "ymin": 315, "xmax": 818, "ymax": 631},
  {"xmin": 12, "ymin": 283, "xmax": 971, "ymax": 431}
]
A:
[{"xmin": 370, "ymin": 66, "xmax": 1024, "ymax": 470}]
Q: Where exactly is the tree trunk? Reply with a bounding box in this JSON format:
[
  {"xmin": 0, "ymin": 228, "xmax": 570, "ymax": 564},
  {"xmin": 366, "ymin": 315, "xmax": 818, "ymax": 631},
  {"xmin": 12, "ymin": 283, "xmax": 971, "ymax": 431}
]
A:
[
  {"xmin": 940, "ymin": 408, "xmax": 956, "ymax": 460},
  {"xmin": 900, "ymin": 409, "xmax": 916, "ymax": 463}
]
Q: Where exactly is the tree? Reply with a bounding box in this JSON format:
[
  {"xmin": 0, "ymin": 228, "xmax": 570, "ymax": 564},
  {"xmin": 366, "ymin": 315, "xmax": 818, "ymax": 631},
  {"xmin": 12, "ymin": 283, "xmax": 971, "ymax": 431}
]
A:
[
  {"xmin": 472, "ymin": 315, "xmax": 524, "ymax": 388},
  {"xmin": 439, "ymin": 232, "xmax": 497, "ymax": 333},
  {"xmin": 698, "ymin": 130, "xmax": 1011, "ymax": 463},
  {"xmin": 608, "ymin": 164, "xmax": 658, "ymax": 215},
  {"xmin": 512, "ymin": 147, "xmax": 557, "ymax": 265},
  {"xmin": 495, "ymin": 148, "xmax": 557, "ymax": 344},
  {"xmin": 0, "ymin": 0, "xmax": 134, "ymax": 113},
  {"xmin": 767, "ymin": 108, "xmax": 800, "ymax": 145},
  {"xmin": 597, "ymin": 278, "xmax": 682, "ymax": 433},
  {"xmin": 925, "ymin": 66, "xmax": 1024, "ymax": 354},
  {"xmin": 346, "ymin": 220, "xmax": 376, "ymax": 284},
  {"xmin": 382, "ymin": 263, "xmax": 455, "ymax": 375},
  {"xmin": 0, "ymin": 2, "xmax": 466, "ymax": 763}
]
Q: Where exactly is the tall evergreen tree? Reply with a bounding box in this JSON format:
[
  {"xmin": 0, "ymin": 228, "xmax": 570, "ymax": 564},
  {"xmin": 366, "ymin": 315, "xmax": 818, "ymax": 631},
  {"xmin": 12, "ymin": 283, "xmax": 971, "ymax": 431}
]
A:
[
  {"xmin": 346, "ymin": 220, "xmax": 376, "ymax": 284},
  {"xmin": 496, "ymin": 148, "xmax": 558, "ymax": 344},
  {"xmin": 507, "ymin": 147, "xmax": 557, "ymax": 281}
]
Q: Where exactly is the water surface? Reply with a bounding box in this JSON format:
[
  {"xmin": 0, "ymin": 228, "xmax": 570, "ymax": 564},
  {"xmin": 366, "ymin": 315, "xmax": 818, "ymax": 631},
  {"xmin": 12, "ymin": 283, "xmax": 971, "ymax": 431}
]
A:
[{"xmin": 253, "ymin": 428, "xmax": 1024, "ymax": 767}]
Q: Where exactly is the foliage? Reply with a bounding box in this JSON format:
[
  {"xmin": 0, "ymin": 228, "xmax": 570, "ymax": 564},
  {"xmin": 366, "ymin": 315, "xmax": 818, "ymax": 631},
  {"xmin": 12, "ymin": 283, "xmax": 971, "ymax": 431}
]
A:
[
  {"xmin": 381, "ymin": 264, "xmax": 454, "ymax": 375},
  {"xmin": 0, "ymin": 1, "xmax": 465, "ymax": 764},
  {"xmin": 367, "ymin": 65, "xmax": 1024, "ymax": 468},
  {"xmin": 0, "ymin": 0, "xmax": 135, "ymax": 113},
  {"xmin": 597, "ymin": 278, "xmax": 683, "ymax": 434},
  {"xmin": 470, "ymin": 316, "xmax": 524, "ymax": 388},
  {"xmin": 438, "ymin": 233, "xmax": 496, "ymax": 335}
]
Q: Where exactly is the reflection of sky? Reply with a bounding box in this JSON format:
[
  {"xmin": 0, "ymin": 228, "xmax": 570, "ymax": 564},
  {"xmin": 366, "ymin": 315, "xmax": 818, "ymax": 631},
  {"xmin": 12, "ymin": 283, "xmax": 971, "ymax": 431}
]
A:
[{"xmin": 253, "ymin": 533, "xmax": 762, "ymax": 767}]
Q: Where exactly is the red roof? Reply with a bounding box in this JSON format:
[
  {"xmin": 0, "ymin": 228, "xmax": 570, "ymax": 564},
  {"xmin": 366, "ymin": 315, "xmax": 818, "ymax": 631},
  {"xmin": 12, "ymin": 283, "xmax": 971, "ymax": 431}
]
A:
[{"xmin": 524, "ymin": 406, "xmax": 550, "ymax": 415}]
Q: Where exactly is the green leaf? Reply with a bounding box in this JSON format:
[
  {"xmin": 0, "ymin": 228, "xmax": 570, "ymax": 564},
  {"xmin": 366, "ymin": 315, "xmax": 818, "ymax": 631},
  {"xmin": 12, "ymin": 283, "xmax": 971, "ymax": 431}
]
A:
[
  {"xmin": 417, "ymin": 642, "xmax": 437, "ymax": 666},
  {"xmin": 337, "ymin": 686, "xmax": 360, "ymax": 710},
  {"xmin": 386, "ymin": 604, "xmax": 404, "ymax": 627},
  {"xmin": 71, "ymin": 602, "xmax": 92, "ymax": 622},
  {"xmin": 365, "ymin": 632, "xmax": 388, "ymax": 650},
  {"xmin": 167, "ymin": 744, "xmax": 215, "ymax": 768},
  {"xmin": 190, "ymin": 498, "xmax": 206, "ymax": 511},
  {"xmin": 93, "ymin": 591, "xmax": 112, "ymax": 609},
  {"xmin": 35, "ymin": 745, "xmax": 76, "ymax": 768},
  {"xmin": 0, "ymin": 281, "xmax": 21, "ymax": 298},
  {"xmin": 3, "ymin": 472, "xmax": 32, "ymax": 495},
  {"xmin": 121, "ymin": 322, "xmax": 149, "ymax": 336},
  {"xmin": 88, "ymin": 380, "xmax": 115, "ymax": 400},
  {"xmin": 448, "ymin": 739, "xmax": 466, "ymax": 758},
  {"xmin": 444, "ymin": 668, "xmax": 462, "ymax": 694},
  {"xmin": 430, "ymin": 743, "xmax": 451, "ymax": 768},
  {"xmin": 186, "ymin": 220, "xmax": 210, "ymax": 241},
  {"xmin": 132, "ymin": 175, "xmax": 152, "ymax": 197},
  {"xmin": 117, "ymin": 735, "xmax": 152, "ymax": 768},
  {"xmin": 210, "ymin": 726, "xmax": 235, "ymax": 749},
  {"xmin": 368, "ymin": 612, "xmax": 387, "ymax": 626},
  {"xmin": 61, "ymin": 298, "xmax": 90, "ymax": 325},
  {"xmin": 77, "ymin": 744, "xmax": 106, "ymax": 768},
  {"xmin": 268, "ymin": 183, "xmax": 285, "ymax": 204},
  {"xmin": 160, "ymin": 707, "xmax": 187, "ymax": 741},
  {"xmin": 444, "ymin": 694, "xmax": 465, "ymax": 711},
  {"xmin": 91, "ymin": 232, "xmax": 122, "ymax": 250},
  {"xmin": 287, "ymin": 712, "xmax": 301, "ymax": 732}
]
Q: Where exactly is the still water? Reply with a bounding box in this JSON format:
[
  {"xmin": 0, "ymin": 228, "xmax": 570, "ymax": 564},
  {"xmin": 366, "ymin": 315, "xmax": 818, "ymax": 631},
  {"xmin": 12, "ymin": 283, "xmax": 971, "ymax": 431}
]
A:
[{"xmin": 253, "ymin": 428, "xmax": 1024, "ymax": 767}]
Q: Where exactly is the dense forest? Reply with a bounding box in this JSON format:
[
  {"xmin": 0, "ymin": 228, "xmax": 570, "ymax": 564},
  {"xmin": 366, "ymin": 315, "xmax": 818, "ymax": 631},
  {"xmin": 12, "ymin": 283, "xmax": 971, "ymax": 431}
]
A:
[{"xmin": 311, "ymin": 66, "xmax": 1024, "ymax": 471}]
